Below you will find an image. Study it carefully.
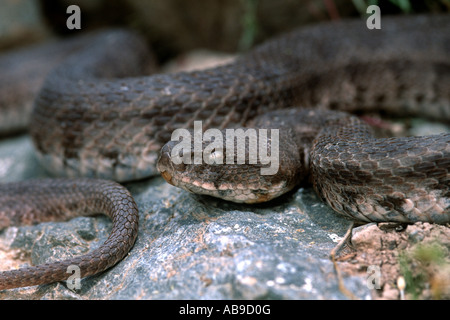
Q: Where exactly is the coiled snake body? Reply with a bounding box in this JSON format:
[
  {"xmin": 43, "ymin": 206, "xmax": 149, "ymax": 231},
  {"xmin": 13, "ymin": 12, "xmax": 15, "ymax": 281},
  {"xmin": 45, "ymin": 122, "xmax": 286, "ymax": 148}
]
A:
[{"xmin": 0, "ymin": 15, "xmax": 449, "ymax": 290}]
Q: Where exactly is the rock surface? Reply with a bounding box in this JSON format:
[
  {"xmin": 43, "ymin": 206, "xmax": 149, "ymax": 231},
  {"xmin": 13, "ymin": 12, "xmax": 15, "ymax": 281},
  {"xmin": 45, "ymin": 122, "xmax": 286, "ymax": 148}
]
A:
[
  {"xmin": 0, "ymin": 136, "xmax": 371, "ymax": 299},
  {"xmin": 340, "ymin": 222, "xmax": 450, "ymax": 300}
]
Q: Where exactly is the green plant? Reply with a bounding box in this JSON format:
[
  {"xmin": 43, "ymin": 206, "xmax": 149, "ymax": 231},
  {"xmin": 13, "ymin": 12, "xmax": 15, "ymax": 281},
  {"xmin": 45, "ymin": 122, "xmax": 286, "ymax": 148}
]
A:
[
  {"xmin": 239, "ymin": 0, "xmax": 259, "ymax": 51},
  {"xmin": 398, "ymin": 242, "xmax": 448, "ymax": 299}
]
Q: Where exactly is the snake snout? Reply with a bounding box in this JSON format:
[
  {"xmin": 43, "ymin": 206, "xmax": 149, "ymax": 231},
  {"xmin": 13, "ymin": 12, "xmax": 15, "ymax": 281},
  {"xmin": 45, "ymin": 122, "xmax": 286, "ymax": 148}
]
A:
[
  {"xmin": 157, "ymin": 141, "xmax": 190, "ymax": 186},
  {"xmin": 157, "ymin": 142, "xmax": 176, "ymax": 185}
]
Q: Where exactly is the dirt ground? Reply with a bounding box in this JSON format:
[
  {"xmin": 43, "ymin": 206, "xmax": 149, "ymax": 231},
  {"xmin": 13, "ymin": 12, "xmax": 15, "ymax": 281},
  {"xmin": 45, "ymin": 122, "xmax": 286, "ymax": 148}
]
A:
[{"xmin": 336, "ymin": 222, "xmax": 450, "ymax": 300}]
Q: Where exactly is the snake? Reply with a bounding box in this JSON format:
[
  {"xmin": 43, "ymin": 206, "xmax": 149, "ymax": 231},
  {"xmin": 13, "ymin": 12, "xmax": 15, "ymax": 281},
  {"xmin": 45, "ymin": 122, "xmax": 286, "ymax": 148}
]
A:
[{"xmin": 0, "ymin": 15, "xmax": 449, "ymax": 290}]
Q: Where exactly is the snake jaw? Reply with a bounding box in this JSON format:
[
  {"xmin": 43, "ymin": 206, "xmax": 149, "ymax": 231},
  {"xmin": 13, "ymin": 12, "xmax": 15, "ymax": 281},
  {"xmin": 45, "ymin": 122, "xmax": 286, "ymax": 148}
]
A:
[
  {"xmin": 160, "ymin": 170, "xmax": 174, "ymax": 186},
  {"xmin": 156, "ymin": 143, "xmax": 176, "ymax": 186}
]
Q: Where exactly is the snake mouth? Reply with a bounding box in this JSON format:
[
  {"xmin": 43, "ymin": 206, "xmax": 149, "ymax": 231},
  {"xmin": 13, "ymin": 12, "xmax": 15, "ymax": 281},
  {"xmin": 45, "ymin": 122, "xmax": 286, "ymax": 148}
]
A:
[
  {"xmin": 160, "ymin": 169, "xmax": 175, "ymax": 186},
  {"xmin": 157, "ymin": 142, "xmax": 177, "ymax": 186}
]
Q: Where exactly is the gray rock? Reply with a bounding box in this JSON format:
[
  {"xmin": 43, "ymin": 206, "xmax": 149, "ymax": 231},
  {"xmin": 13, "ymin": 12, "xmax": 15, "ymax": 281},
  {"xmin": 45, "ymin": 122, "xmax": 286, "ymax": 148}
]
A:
[{"xmin": 0, "ymin": 135, "xmax": 370, "ymax": 299}]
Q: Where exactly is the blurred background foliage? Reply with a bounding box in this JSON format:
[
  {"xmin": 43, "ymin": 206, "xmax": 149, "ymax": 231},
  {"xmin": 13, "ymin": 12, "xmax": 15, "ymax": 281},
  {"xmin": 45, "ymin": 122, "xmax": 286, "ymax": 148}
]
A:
[{"xmin": 1, "ymin": 0, "xmax": 449, "ymax": 62}]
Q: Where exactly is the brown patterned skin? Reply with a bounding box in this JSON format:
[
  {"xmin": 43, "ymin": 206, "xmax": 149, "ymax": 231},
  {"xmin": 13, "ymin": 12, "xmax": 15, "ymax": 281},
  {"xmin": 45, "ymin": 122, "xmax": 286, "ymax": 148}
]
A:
[
  {"xmin": 0, "ymin": 15, "xmax": 449, "ymax": 289},
  {"xmin": 310, "ymin": 113, "xmax": 449, "ymax": 224},
  {"xmin": 157, "ymin": 108, "xmax": 450, "ymax": 223},
  {"xmin": 0, "ymin": 179, "xmax": 139, "ymax": 290},
  {"xmin": 27, "ymin": 16, "xmax": 450, "ymax": 181}
]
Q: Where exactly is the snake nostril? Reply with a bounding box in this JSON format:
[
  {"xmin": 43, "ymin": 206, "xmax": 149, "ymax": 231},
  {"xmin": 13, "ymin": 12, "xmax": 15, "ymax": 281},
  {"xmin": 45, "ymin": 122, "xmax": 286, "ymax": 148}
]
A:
[
  {"xmin": 174, "ymin": 162, "xmax": 186, "ymax": 172},
  {"xmin": 159, "ymin": 142, "xmax": 172, "ymax": 156}
]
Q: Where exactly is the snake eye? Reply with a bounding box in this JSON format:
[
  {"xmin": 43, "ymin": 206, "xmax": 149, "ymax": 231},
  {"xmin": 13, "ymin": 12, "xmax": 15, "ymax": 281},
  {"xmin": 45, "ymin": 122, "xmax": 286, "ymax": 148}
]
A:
[{"xmin": 204, "ymin": 149, "xmax": 223, "ymax": 165}]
